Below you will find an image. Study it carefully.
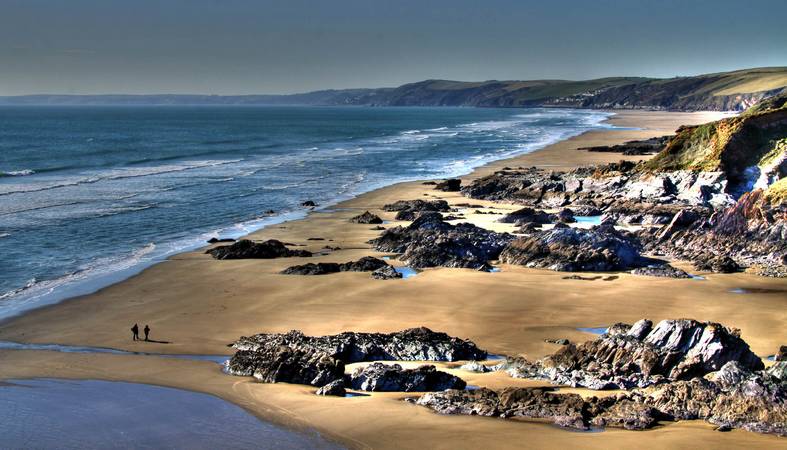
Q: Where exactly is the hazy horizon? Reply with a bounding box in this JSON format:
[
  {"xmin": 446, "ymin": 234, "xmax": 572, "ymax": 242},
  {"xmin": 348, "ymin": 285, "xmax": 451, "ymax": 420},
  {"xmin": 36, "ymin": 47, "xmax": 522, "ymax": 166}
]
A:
[{"xmin": 2, "ymin": 0, "xmax": 786, "ymax": 95}]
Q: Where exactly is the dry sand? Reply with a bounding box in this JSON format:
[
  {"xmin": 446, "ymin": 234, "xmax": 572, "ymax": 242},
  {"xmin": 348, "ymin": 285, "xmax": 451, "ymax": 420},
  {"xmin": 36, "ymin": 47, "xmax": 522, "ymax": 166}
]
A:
[{"xmin": 1, "ymin": 110, "xmax": 785, "ymax": 449}]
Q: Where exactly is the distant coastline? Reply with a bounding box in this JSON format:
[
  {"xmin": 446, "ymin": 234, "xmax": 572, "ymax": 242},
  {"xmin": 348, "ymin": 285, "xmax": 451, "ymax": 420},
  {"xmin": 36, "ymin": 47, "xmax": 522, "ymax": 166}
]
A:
[{"xmin": 1, "ymin": 66, "xmax": 785, "ymax": 111}]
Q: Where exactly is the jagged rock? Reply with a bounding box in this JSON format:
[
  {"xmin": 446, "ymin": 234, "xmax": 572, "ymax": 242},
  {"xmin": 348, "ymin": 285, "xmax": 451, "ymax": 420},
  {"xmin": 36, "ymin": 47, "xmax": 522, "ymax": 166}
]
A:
[
  {"xmin": 349, "ymin": 363, "xmax": 466, "ymax": 392},
  {"xmin": 545, "ymin": 338, "xmax": 570, "ymax": 345},
  {"xmin": 350, "ymin": 211, "xmax": 383, "ymax": 224},
  {"xmin": 302, "ymin": 200, "xmax": 318, "ymax": 207},
  {"xmin": 281, "ymin": 256, "xmax": 389, "ymax": 275},
  {"xmin": 226, "ymin": 346, "xmax": 345, "ymax": 387},
  {"xmin": 382, "ymin": 199, "xmax": 450, "ymax": 221},
  {"xmin": 435, "ymin": 179, "xmax": 462, "ymax": 192},
  {"xmin": 578, "ymin": 136, "xmax": 671, "ymax": 155},
  {"xmin": 207, "ymin": 239, "xmax": 312, "ymax": 260},
  {"xmin": 370, "ymin": 225, "xmax": 386, "ymax": 230},
  {"xmin": 417, "ymin": 387, "xmax": 501, "ymax": 417},
  {"xmin": 631, "ymin": 264, "xmax": 691, "ymax": 278},
  {"xmin": 231, "ymin": 327, "xmax": 487, "ymax": 363},
  {"xmin": 316, "ymin": 379, "xmax": 347, "ymax": 396},
  {"xmin": 553, "ymin": 208, "xmax": 576, "ymax": 223},
  {"xmin": 370, "ymin": 212, "xmax": 513, "ymax": 269},
  {"xmin": 572, "ymin": 205, "xmax": 603, "ymax": 216},
  {"xmin": 460, "ymin": 361, "xmax": 493, "ymax": 373},
  {"xmin": 589, "ymin": 395, "xmax": 662, "ymax": 430},
  {"xmin": 506, "ymin": 319, "xmax": 763, "ymax": 390},
  {"xmin": 370, "ymin": 265, "xmax": 403, "ymax": 280},
  {"xmin": 498, "ymin": 226, "xmax": 645, "ymax": 272}
]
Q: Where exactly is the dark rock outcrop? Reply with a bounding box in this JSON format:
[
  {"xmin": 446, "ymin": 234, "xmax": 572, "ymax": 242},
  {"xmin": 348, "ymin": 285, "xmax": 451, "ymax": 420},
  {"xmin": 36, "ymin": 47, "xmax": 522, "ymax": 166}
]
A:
[
  {"xmin": 281, "ymin": 256, "xmax": 388, "ymax": 275},
  {"xmin": 498, "ymin": 226, "xmax": 644, "ymax": 272},
  {"xmin": 231, "ymin": 327, "xmax": 487, "ymax": 364},
  {"xmin": 349, "ymin": 211, "xmax": 383, "ymax": 224},
  {"xmin": 226, "ymin": 346, "xmax": 345, "ymax": 387},
  {"xmin": 382, "ymin": 199, "xmax": 450, "ymax": 221},
  {"xmin": 498, "ymin": 207, "xmax": 552, "ymax": 225},
  {"xmin": 435, "ymin": 179, "xmax": 462, "ymax": 192},
  {"xmin": 349, "ymin": 363, "xmax": 466, "ymax": 392},
  {"xmin": 578, "ymin": 136, "xmax": 671, "ymax": 155},
  {"xmin": 631, "ymin": 264, "xmax": 691, "ymax": 278},
  {"xmin": 302, "ymin": 200, "xmax": 318, "ymax": 207},
  {"xmin": 315, "ymin": 379, "xmax": 347, "ymax": 396},
  {"xmin": 370, "ymin": 213, "xmax": 513, "ymax": 269},
  {"xmin": 207, "ymin": 237, "xmax": 235, "ymax": 244},
  {"xmin": 370, "ymin": 265, "xmax": 403, "ymax": 280},
  {"xmin": 777, "ymin": 346, "xmax": 787, "ymax": 361},
  {"xmin": 207, "ymin": 239, "xmax": 312, "ymax": 260}
]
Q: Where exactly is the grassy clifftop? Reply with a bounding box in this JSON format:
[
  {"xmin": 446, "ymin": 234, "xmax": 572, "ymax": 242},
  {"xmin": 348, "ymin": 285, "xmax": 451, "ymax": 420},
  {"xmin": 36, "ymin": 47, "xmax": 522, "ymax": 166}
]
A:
[{"xmin": 642, "ymin": 91, "xmax": 787, "ymax": 189}]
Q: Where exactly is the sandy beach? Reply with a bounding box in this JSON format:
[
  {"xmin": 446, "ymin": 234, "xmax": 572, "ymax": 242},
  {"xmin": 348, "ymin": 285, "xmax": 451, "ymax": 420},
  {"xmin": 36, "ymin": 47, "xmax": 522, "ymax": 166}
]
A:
[{"xmin": 1, "ymin": 110, "xmax": 785, "ymax": 449}]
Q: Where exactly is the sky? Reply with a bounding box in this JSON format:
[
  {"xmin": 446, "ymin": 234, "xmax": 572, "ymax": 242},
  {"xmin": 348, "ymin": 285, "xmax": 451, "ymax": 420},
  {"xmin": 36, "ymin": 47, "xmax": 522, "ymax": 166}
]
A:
[{"xmin": 1, "ymin": 0, "xmax": 786, "ymax": 95}]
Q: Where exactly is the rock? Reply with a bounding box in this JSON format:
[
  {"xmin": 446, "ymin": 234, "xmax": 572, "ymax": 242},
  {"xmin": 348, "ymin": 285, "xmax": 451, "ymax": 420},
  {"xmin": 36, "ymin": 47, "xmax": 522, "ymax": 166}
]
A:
[
  {"xmin": 349, "ymin": 363, "xmax": 466, "ymax": 392},
  {"xmin": 460, "ymin": 361, "xmax": 492, "ymax": 373},
  {"xmin": 498, "ymin": 207, "xmax": 552, "ymax": 225},
  {"xmin": 435, "ymin": 179, "xmax": 462, "ymax": 192},
  {"xmin": 370, "ymin": 212, "xmax": 513, "ymax": 270},
  {"xmin": 630, "ymin": 264, "xmax": 691, "ymax": 278},
  {"xmin": 545, "ymin": 338, "xmax": 570, "ymax": 345},
  {"xmin": 554, "ymin": 208, "xmax": 576, "ymax": 223},
  {"xmin": 281, "ymin": 256, "xmax": 389, "ymax": 275},
  {"xmin": 207, "ymin": 239, "xmax": 312, "ymax": 260},
  {"xmin": 382, "ymin": 199, "xmax": 450, "ymax": 221},
  {"xmin": 207, "ymin": 237, "xmax": 235, "ymax": 244},
  {"xmin": 316, "ymin": 379, "xmax": 347, "ymax": 396},
  {"xmin": 226, "ymin": 346, "xmax": 345, "ymax": 387},
  {"xmin": 694, "ymin": 255, "xmax": 740, "ymax": 273},
  {"xmin": 370, "ymin": 265, "xmax": 403, "ymax": 280},
  {"xmin": 350, "ymin": 211, "xmax": 383, "ymax": 224},
  {"xmin": 416, "ymin": 387, "xmax": 501, "ymax": 417},
  {"xmin": 498, "ymin": 226, "xmax": 645, "ymax": 272},
  {"xmin": 572, "ymin": 205, "xmax": 603, "ymax": 216},
  {"xmin": 422, "ymin": 181, "xmax": 438, "ymax": 185},
  {"xmin": 302, "ymin": 200, "xmax": 318, "ymax": 207},
  {"xmin": 231, "ymin": 327, "xmax": 488, "ymax": 363},
  {"xmin": 589, "ymin": 395, "xmax": 662, "ymax": 430},
  {"xmin": 370, "ymin": 226, "xmax": 386, "ymax": 230},
  {"xmin": 777, "ymin": 345, "xmax": 787, "ymax": 361},
  {"xmin": 510, "ymin": 319, "xmax": 764, "ymax": 390}
]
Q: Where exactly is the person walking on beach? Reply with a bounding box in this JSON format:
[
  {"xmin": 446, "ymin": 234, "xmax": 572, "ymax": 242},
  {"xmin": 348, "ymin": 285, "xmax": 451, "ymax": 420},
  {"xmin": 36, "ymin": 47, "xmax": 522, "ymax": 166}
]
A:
[
  {"xmin": 144, "ymin": 325, "xmax": 150, "ymax": 341},
  {"xmin": 131, "ymin": 323, "xmax": 139, "ymax": 341}
]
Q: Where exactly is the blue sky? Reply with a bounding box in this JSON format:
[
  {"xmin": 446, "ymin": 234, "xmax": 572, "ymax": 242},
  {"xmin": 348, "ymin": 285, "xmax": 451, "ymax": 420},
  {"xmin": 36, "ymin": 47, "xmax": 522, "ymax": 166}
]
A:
[{"xmin": 1, "ymin": 0, "xmax": 785, "ymax": 94}]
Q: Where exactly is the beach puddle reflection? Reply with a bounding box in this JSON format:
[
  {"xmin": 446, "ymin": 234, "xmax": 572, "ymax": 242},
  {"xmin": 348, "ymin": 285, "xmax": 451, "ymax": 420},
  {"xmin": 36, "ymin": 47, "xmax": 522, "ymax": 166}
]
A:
[
  {"xmin": 0, "ymin": 379, "xmax": 341, "ymax": 449},
  {"xmin": 394, "ymin": 267, "xmax": 418, "ymax": 278},
  {"xmin": 577, "ymin": 327, "xmax": 608, "ymax": 335},
  {"xmin": 0, "ymin": 341, "xmax": 229, "ymax": 364},
  {"xmin": 574, "ymin": 216, "xmax": 602, "ymax": 226}
]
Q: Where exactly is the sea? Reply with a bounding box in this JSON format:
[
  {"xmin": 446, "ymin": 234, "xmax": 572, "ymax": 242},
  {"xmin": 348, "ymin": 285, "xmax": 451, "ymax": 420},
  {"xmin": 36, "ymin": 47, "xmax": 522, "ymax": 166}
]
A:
[{"xmin": 0, "ymin": 105, "xmax": 615, "ymax": 319}]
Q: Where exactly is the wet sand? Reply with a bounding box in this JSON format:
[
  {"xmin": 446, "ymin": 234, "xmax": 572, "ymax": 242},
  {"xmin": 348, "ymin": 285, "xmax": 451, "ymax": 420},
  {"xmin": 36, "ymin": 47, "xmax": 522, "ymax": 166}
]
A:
[{"xmin": 1, "ymin": 110, "xmax": 786, "ymax": 449}]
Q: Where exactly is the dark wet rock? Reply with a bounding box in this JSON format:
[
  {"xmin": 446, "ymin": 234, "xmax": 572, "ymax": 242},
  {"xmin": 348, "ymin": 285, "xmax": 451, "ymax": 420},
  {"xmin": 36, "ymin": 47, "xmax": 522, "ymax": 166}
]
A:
[
  {"xmin": 207, "ymin": 237, "xmax": 235, "ymax": 244},
  {"xmin": 349, "ymin": 363, "xmax": 466, "ymax": 392},
  {"xmin": 578, "ymin": 136, "xmax": 671, "ymax": 155},
  {"xmin": 370, "ymin": 213, "xmax": 513, "ymax": 269},
  {"xmin": 226, "ymin": 346, "xmax": 345, "ymax": 387},
  {"xmin": 422, "ymin": 181, "xmax": 438, "ymax": 185},
  {"xmin": 545, "ymin": 338, "xmax": 570, "ymax": 345},
  {"xmin": 417, "ymin": 387, "xmax": 501, "ymax": 417},
  {"xmin": 498, "ymin": 207, "xmax": 552, "ymax": 225},
  {"xmin": 307, "ymin": 237, "xmax": 325, "ymax": 241},
  {"xmin": 516, "ymin": 222, "xmax": 542, "ymax": 233},
  {"xmin": 316, "ymin": 379, "xmax": 347, "ymax": 396},
  {"xmin": 264, "ymin": 209, "xmax": 276, "ymax": 214},
  {"xmin": 498, "ymin": 226, "xmax": 645, "ymax": 272},
  {"xmin": 694, "ymin": 255, "xmax": 740, "ymax": 273},
  {"xmin": 504, "ymin": 319, "xmax": 763, "ymax": 390},
  {"xmin": 207, "ymin": 239, "xmax": 312, "ymax": 260},
  {"xmin": 777, "ymin": 346, "xmax": 787, "ymax": 361},
  {"xmin": 370, "ymin": 225, "xmax": 386, "ymax": 230},
  {"xmin": 588, "ymin": 395, "xmax": 662, "ymax": 430},
  {"xmin": 281, "ymin": 256, "xmax": 389, "ymax": 275},
  {"xmin": 435, "ymin": 179, "xmax": 462, "ymax": 192},
  {"xmin": 571, "ymin": 205, "xmax": 603, "ymax": 216},
  {"xmin": 231, "ymin": 327, "xmax": 488, "ymax": 364},
  {"xmin": 382, "ymin": 199, "xmax": 450, "ymax": 221},
  {"xmin": 553, "ymin": 208, "xmax": 576, "ymax": 223},
  {"xmin": 631, "ymin": 264, "xmax": 691, "ymax": 278},
  {"xmin": 302, "ymin": 200, "xmax": 318, "ymax": 207},
  {"xmin": 370, "ymin": 265, "xmax": 403, "ymax": 280},
  {"xmin": 349, "ymin": 211, "xmax": 383, "ymax": 224}
]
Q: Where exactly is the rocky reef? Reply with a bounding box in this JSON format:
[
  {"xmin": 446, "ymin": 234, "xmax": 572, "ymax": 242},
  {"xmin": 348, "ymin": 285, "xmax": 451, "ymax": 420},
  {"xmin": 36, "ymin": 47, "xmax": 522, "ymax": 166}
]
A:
[
  {"xmin": 370, "ymin": 212, "xmax": 513, "ymax": 270},
  {"xmin": 415, "ymin": 319, "xmax": 786, "ymax": 435},
  {"xmin": 207, "ymin": 239, "xmax": 312, "ymax": 259},
  {"xmin": 350, "ymin": 211, "xmax": 383, "ymax": 224}
]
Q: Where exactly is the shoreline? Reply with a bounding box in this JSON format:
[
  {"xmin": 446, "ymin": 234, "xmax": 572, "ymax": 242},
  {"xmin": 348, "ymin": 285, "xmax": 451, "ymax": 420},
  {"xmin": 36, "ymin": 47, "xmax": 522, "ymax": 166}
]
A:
[{"xmin": 2, "ymin": 110, "xmax": 786, "ymax": 449}]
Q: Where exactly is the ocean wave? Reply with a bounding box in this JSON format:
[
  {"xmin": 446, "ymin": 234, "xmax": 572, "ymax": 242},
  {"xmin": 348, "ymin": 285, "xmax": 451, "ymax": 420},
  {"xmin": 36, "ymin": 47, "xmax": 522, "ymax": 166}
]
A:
[
  {"xmin": 0, "ymin": 159, "xmax": 243, "ymax": 197},
  {"xmin": 0, "ymin": 169, "xmax": 35, "ymax": 177}
]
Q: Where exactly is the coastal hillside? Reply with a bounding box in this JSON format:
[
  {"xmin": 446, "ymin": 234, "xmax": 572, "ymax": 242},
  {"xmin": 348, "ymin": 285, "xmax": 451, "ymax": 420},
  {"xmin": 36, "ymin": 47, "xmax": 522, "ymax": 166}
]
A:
[
  {"xmin": 642, "ymin": 91, "xmax": 787, "ymax": 193},
  {"xmin": 2, "ymin": 67, "xmax": 785, "ymax": 112}
]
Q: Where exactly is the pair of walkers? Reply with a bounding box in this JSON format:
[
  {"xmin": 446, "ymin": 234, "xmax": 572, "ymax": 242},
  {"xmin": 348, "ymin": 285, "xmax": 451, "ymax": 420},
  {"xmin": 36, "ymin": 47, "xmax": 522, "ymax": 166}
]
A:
[{"xmin": 131, "ymin": 323, "xmax": 150, "ymax": 341}]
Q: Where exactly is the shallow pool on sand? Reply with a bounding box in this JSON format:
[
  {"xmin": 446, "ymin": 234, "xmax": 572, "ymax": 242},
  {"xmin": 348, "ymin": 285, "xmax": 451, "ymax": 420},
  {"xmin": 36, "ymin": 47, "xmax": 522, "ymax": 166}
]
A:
[{"xmin": 0, "ymin": 378, "xmax": 342, "ymax": 450}]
